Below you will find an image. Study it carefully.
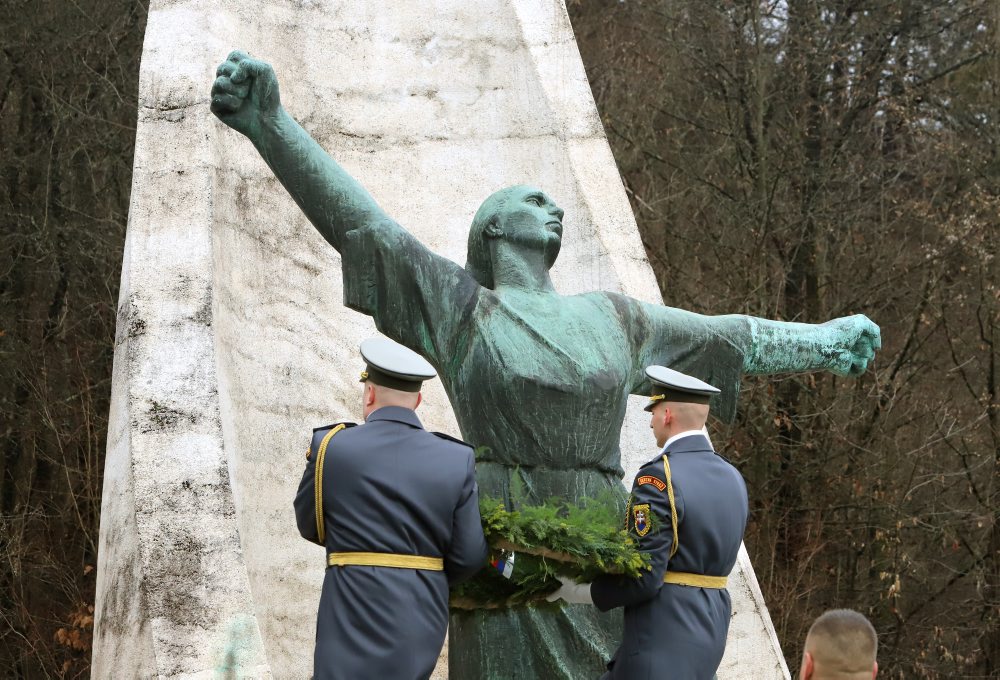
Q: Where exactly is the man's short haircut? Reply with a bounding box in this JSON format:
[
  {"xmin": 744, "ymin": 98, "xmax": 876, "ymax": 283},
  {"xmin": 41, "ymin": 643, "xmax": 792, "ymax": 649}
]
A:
[{"xmin": 806, "ymin": 609, "xmax": 877, "ymax": 673}]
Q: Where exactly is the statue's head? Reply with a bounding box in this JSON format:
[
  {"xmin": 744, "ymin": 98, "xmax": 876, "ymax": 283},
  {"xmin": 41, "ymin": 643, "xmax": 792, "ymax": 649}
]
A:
[{"xmin": 465, "ymin": 185, "xmax": 564, "ymax": 288}]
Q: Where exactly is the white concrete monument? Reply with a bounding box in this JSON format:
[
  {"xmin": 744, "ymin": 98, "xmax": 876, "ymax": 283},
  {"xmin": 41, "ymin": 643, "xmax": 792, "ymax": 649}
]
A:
[{"xmin": 93, "ymin": 1, "xmax": 790, "ymax": 677}]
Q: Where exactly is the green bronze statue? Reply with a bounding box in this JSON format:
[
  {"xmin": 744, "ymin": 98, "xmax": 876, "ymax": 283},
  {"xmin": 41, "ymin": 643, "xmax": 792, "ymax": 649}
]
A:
[{"xmin": 211, "ymin": 51, "xmax": 880, "ymax": 679}]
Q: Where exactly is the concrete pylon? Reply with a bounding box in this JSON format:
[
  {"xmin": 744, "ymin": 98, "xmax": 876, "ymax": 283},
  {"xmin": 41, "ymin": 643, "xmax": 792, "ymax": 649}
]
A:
[{"xmin": 93, "ymin": 1, "xmax": 790, "ymax": 677}]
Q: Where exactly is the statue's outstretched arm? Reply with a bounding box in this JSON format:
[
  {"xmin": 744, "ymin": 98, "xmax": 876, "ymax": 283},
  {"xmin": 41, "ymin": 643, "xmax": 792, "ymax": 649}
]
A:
[
  {"xmin": 210, "ymin": 52, "xmax": 480, "ymax": 363},
  {"xmin": 634, "ymin": 300, "xmax": 881, "ymax": 379},
  {"xmin": 627, "ymin": 298, "xmax": 881, "ymax": 422},
  {"xmin": 743, "ymin": 314, "xmax": 881, "ymax": 377},
  {"xmin": 210, "ymin": 51, "xmax": 384, "ymax": 250}
]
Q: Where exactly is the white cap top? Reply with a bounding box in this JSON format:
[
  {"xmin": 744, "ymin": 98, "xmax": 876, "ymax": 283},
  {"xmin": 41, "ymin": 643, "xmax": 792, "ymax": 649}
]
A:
[
  {"xmin": 360, "ymin": 337, "xmax": 436, "ymax": 382},
  {"xmin": 645, "ymin": 365, "xmax": 720, "ymax": 396}
]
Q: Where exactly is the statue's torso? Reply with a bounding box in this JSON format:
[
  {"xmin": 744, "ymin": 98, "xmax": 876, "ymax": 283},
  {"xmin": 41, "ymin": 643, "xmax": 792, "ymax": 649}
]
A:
[{"xmin": 442, "ymin": 290, "xmax": 633, "ymax": 483}]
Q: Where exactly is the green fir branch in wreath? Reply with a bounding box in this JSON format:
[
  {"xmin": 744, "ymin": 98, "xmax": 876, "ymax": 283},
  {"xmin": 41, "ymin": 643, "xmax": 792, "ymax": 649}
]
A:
[{"xmin": 450, "ymin": 468, "xmax": 654, "ymax": 610}]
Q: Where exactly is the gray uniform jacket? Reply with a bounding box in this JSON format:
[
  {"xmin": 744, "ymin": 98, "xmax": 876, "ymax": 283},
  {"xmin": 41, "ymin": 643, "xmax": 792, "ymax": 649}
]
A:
[
  {"xmin": 294, "ymin": 406, "xmax": 488, "ymax": 680},
  {"xmin": 591, "ymin": 433, "xmax": 749, "ymax": 680}
]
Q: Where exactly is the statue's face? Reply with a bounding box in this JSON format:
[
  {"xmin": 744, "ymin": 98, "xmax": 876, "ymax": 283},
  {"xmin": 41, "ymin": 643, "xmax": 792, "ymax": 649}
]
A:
[{"xmin": 494, "ymin": 186, "xmax": 564, "ymax": 268}]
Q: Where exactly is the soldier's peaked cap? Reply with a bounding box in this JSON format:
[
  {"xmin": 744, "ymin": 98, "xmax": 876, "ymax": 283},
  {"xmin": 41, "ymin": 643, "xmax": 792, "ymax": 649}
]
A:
[
  {"xmin": 643, "ymin": 365, "xmax": 720, "ymax": 411},
  {"xmin": 359, "ymin": 337, "xmax": 436, "ymax": 393}
]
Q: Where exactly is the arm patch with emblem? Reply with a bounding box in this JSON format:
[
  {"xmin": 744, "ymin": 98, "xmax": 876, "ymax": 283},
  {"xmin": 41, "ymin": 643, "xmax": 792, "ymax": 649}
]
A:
[{"xmin": 632, "ymin": 503, "xmax": 652, "ymax": 537}]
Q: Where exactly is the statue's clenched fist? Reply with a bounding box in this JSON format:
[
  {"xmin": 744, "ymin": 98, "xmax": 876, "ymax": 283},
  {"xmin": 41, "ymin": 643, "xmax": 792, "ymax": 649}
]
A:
[
  {"xmin": 211, "ymin": 50, "xmax": 281, "ymax": 139},
  {"xmin": 823, "ymin": 314, "xmax": 882, "ymax": 376}
]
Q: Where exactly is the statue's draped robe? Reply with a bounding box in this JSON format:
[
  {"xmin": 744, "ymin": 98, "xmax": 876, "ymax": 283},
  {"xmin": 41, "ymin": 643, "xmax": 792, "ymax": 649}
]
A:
[{"xmin": 340, "ymin": 220, "xmax": 752, "ymax": 678}]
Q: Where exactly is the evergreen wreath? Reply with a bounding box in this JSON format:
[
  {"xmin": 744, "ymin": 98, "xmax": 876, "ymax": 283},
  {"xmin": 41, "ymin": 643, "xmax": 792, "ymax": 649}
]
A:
[{"xmin": 450, "ymin": 471, "xmax": 653, "ymax": 609}]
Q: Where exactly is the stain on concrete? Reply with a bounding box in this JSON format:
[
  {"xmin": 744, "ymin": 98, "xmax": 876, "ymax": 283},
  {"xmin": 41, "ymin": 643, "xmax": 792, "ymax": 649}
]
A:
[
  {"xmin": 115, "ymin": 295, "xmax": 147, "ymax": 346},
  {"xmin": 141, "ymin": 400, "xmax": 197, "ymax": 433},
  {"xmin": 214, "ymin": 615, "xmax": 259, "ymax": 679}
]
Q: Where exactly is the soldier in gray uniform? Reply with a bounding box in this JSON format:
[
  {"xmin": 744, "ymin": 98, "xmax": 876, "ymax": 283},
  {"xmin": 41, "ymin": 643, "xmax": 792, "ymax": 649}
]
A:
[
  {"xmin": 294, "ymin": 337, "xmax": 489, "ymax": 680},
  {"xmin": 547, "ymin": 366, "xmax": 749, "ymax": 680}
]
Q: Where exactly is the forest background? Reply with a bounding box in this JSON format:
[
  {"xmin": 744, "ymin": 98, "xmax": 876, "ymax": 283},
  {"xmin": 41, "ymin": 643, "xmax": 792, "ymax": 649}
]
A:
[{"xmin": 1, "ymin": 1, "xmax": 996, "ymax": 678}]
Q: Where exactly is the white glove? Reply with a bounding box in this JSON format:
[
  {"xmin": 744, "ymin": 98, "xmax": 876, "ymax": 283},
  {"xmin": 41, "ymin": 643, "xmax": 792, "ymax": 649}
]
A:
[{"xmin": 545, "ymin": 576, "xmax": 594, "ymax": 605}]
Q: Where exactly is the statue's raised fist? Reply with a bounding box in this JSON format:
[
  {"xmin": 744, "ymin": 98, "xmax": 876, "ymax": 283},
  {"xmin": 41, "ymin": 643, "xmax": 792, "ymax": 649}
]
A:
[
  {"xmin": 824, "ymin": 314, "xmax": 882, "ymax": 376},
  {"xmin": 211, "ymin": 50, "xmax": 282, "ymax": 140}
]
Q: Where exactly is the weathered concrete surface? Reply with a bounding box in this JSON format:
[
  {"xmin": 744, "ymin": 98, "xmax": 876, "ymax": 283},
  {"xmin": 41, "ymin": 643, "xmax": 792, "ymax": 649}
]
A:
[{"xmin": 93, "ymin": 1, "xmax": 790, "ymax": 677}]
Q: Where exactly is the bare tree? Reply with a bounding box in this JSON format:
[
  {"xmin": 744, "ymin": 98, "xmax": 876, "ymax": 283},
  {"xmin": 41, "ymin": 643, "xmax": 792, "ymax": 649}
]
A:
[
  {"xmin": 571, "ymin": 1, "xmax": 998, "ymax": 676},
  {"xmin": 0, "ymin": 2, "xmax": 146, "ymax": 677}
]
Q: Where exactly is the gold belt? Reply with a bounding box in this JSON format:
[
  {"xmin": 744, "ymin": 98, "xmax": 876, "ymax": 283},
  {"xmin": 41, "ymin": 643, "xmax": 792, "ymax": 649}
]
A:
[
  {"xmin": 664, "ymin": 571, "xmax": 728, "ymax": 589},
  {"xmin": 327, "ymin": 551, "xmax": 444, "ymax": 571}
]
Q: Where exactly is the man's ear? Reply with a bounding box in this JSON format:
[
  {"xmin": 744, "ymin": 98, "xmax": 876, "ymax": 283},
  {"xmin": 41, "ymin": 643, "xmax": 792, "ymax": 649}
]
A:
[
  {"xmin": 365, "ymin": 383, "xmax": 377, "ymax": 407},
  {"xmin": 484, "ymin": 219, "xmax": 504, "ymax": 239},
  {"xmin": 661, "ymin": 406, "xmax": 673, "ymax": 426},
  {"xmin": 872, "ymin": 660, "xmax": 878, "ymax": 678},
  {"xmin": 415, "ymin": 392, "xmax": 423, "ymax": 409},
  {"xmin": 800, "ymin": 651, "xmax": 814, "ymax": 680}
]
